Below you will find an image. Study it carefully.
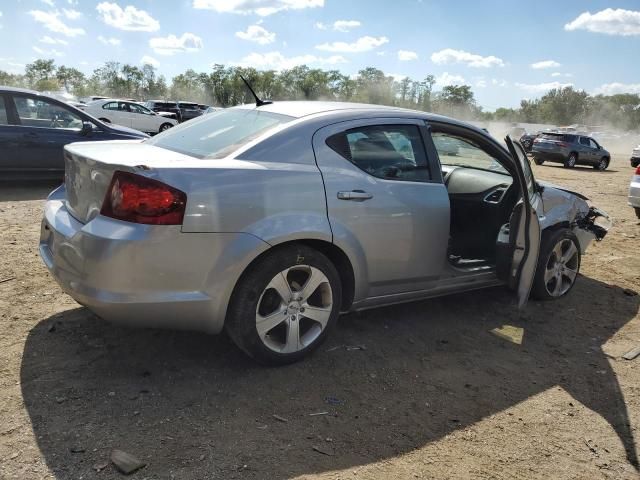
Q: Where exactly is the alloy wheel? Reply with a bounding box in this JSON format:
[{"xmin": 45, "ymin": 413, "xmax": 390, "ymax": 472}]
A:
[
  {"xmin": 256, "ymin": 265, "xmax": 333, "ymax": 353},
  {"xmin": 543, "ymin": 238, "xmax": 579, "ymax": 297},
  {"xmin": 597, "ymin": 158, "xmax": 608, "ymax": 171}
]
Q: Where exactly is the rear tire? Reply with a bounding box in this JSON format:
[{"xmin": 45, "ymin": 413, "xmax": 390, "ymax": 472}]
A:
[
  {"xmin": 531, "ymin": 228, "xmax": 581, "ymax": 301},
  {"xmin": 534, "ymin": 157, "xmax": 544, "ymax": 165},
  {"xmin": 564, "ymin": 153, "xmax": 577, "ymax": 168},
  {"xmin": 225, "ymin": 245, "xmax": 342, "ymax": 365},
  {"xmin": 159, "ymin": 122, "xmax": 173, "ymax": 133},
  {"xmin": 595, "ymin": 157, "xmax": 609, "ymax": 171}
]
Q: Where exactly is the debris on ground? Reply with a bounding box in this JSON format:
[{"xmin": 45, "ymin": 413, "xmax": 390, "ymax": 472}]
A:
[
  {"xmin": 490, "ymin": 325, "xmax": 524, "ymax": 345},
  {"xmin": 622, "ymin": 346, "xmax": 640, "ymax": 361},
  {"xmin": 272, "ymin": 414, "xmax": 288, "ymax": 423},
  {"xmin": 93, "ymin": 461, "xmax": 109, "ymax": 472},
  {"xmin": 0, "ymin": 277, "xmax": 16, "ymax": 284},
  {"xmin": 312, "ymin": 445, "xmax": 334, "ymax": 456},
  {"xmin": 110, "ymin": 449, "xmax": 146, "ymax": 475},
  {"xmin": 69, "ymin": 446, "xmax": 85, "ymax": 453},
  {"xmin": 325, "ymin": 396, "xmax": 342, "ymax": 405},
  {"xmin": 309, "ymin": 411, "xmax": 329, "ymax": 416},
  {"xmin": 346, "ymin": 345, "xmax": 366, "ymax": 351}
]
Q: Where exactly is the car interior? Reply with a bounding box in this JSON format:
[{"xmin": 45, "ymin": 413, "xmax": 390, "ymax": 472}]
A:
[{"xmin": 431, "ymin": 131, "xmax": 519, "ymax": 270}]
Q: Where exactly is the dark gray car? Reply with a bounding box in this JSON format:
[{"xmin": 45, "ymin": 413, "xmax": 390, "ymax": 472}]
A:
[{"xmin": 532, "ymin": 132, "xmax": 611, "ymax": 170}]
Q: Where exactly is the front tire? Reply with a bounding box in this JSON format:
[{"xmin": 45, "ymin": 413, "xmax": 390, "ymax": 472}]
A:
[
  {"xmin": 226, "ymin": 245, "xmax": 342, "ymax": 365},
  {"xmin": 564, "ymin": 153, "xmax": 577, "ymax": 168},
  {"xmin": 531, "ymin": 229, "xmax": 581, "ymax": 301},
  {"xmin": 534, "ymin": 157, "xmax": 544, "ymax": 166},
  {"xmin": 595, "ymin": 157, "xmax": 609, "ymax": 171},
  {"xmin": 159, "ymin": 123, "xmax": 173, "ymax": 132}
]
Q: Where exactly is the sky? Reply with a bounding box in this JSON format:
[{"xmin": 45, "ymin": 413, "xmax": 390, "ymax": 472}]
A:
[{"xmin": 1, "ymin": 0, "xmax": 640, "ymax": 110}]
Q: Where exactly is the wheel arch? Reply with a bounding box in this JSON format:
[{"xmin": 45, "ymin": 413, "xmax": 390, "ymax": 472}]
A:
[{"xmin": 231, "ymin": 239, "xmax": 356, "ymax": 313}]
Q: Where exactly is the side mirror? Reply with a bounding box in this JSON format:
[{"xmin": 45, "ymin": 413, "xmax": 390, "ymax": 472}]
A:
[{"xmin": 80, "ymin": 121, "xmax": 93, "ymax": 136}]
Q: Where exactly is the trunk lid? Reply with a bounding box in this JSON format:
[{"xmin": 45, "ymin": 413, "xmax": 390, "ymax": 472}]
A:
[{"xmin": 63, "ymin": 140, "xmax": 197, "ymax": 224}]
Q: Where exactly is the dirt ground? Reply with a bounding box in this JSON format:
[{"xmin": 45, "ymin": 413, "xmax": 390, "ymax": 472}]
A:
[{"xmin": 1, "ymin": 155, "xmax": 639, "ymax": 480}]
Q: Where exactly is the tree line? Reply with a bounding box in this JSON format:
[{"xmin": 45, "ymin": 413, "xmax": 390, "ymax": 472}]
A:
[{"xmin": 2, "ymin": 59, "xmax": 639, "ymax": 131}]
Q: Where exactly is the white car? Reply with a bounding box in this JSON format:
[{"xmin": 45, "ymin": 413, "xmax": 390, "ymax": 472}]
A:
[{"xmin": 83, "ymin": 99, "xmax": 177, "ymax": 134}]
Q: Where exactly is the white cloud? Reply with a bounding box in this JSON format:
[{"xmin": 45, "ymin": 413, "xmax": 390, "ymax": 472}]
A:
[
  {"xmin": 235, "ymin": 25, "xmax": 275, "ymax": 45},
  {"xmin": 40, "ymin": 35, "xmax": 68, "ymax": 45},
  {"xmin": 33, "ymin": 46, "xmax": 64, "ymax": 57},
  {"xmin": 475, "ymin": 79, "xmax": 487, "ymax": 88},
  {"xmin": 96, "ymin": 2, "xmax": 160, "ymax": 32},
  {"xmin": 530, "ymin": 60, "xmax": 561, "ymax": 69},
  {"xmin": 551, "ymin": 72, "xmax": 572, "ymax": 78},
  {"xmin": 28, "ymin": 10, "xmax": 85, "ymax": 37},
  {"xmin": 565, "ymin": 8, "xmax": 640, "ymax": 36},
  {"xmin": 431, "ymin": 48, "xmax": 504, "ymax": 68},
  {"xmin": 149, "ymin": 32, "xmax": 203, "ymax": 55},
  {"xmin": 193, "ymin": 0, "xmax": 324, "ymax": 16},
  {"xmin": 62, "ymin": 8, "xmax": 81, "ymax": 19},
  {"xmin": 397, "ymin": 49, "xmax": 418, "ymax": 61},
  {"xmin": 97, "ymin": 35, "xmax": 121, "ymax": 46},
  {"xmin": 492, "ymin": 78, "xmax": 508, "ymax": 87},
  {"xmin": 234, "ymin": 51, "xmax": 347, "ymax": 70},
  {"xmin": 593, "ymin": 82, "xmax": 640, "ymax": 95},
  {"xmin": 515, "ymin": 81, "xmax": 573, "ymax": 94},
  {"xmin": 41, "ymin": 0, "xmax": 55, "ymax": 6},
  {"xmin": 315, "ymin": 19, "xmax": 360, "ymax": 32},
  {"xmin": 140, "ymin": 55, "xmax": 160, "ymax": 67},
  {"xmin": 315, "ymin": 35, "xmax": 388, "ymax": 53},
  {"xmin": 435, "ymin": 72, "xmax": 466, "ymax": 87}
]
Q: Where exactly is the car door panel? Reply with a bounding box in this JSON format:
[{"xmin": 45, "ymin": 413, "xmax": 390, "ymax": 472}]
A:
[
  {"xmin": 505, "ymin": 136, "xmax": 542, "ymax": 307},
  {"xmin": 313, "ymin": 118, "xmax": 450, "ymax": 299}
]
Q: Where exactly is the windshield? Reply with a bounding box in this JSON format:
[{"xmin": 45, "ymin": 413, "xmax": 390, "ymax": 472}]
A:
[{"xmin": 146, "ymin": 108, "xmax": 293, "ymax": 159}]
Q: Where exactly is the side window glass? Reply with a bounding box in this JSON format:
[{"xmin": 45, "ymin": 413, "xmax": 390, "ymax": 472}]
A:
[
  {"xmin": 0, "ymin": 96, "xmax": 9, "ymax": 125},
  {"xmin": 579, "ymin": 137, "xmax": 590, "ymax": 146},
  {"xmin": 13, "ymin": 95, "xmax": 82, "ymax": 130},
  {"xmin": 103, "ymin": 102, "xmax": 117, "ymax": 110},
  {"xmin": 431, "ymin": 132, "xmax": 508, "ymax": 175},
  {"xmin": 589, "ymin": 139, "xmax": 598, "ymax": 149},
  {"xmin": 326, "ymin": 124, "xmax": 430, "ymax": 182}
]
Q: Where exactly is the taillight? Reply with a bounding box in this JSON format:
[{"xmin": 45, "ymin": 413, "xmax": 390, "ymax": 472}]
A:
[
  {"xmin": 636, "ymin": 165, "xmax": 640, "ymax": 175},
  {"xmin": 101, "ymin": 171, "xmax": 186, "ymax": 225}
]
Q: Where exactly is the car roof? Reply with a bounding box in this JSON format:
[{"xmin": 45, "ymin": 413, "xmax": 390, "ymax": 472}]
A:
[{"xmin": 231, "ymin": 101, "xmax": 487, "ymax": 135}]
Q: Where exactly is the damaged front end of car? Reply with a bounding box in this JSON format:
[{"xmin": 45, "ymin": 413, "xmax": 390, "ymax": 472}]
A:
[{"xmin": 539, "ymin": 182, "xmax": 610, "ymax": 253}]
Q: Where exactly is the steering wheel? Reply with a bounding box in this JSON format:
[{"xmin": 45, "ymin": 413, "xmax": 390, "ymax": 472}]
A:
[
  {"xmin": 49, "ymin": 113, "xmax": 62, "ymax": 128},
  {"xmin": 376, "ymin": 162, "xmax": 416, "ymax": 179}
]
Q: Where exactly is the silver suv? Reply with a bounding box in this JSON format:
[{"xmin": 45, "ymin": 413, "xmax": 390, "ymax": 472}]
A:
[
  {"xmin": 40, "ymin": 102, "xmax": 609, "ymax": 364},
  {"xmin": 532, "ymin": 132, "xmax": 611, "ymax": 170}
]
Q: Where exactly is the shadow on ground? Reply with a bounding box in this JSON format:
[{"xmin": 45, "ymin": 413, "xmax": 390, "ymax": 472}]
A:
[{"xmin": 21, "ymin": 276, "xmax": 639, "ymax": 479}]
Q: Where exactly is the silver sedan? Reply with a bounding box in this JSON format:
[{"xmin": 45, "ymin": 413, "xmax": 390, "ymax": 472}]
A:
[{"xmin": 40, "ymin": 102, "xmax": 609, "ymax": 364}]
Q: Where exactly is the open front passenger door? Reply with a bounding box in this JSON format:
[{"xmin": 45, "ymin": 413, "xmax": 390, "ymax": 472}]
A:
[{"xmin": 505, "ymin": 135, "xmax": 542, "ymax": 308}]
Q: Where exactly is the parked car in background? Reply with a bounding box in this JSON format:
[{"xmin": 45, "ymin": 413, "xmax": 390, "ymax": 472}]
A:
[
  {"xmin": 0, "ymin": 87, "xmax": 148, "ymax": 179},
  {"xmin": 178, "ymin": 101, "xmax": 203, "ymax": 122},
  {"xmin": 145, "ymin": 100, "xmax": 182, "ymax": 121},
  {"xmin": 532, "ymin": 132, "xmax": 610, "ymax": 170},
  {"xmin": 79, "ymin": 95, "xmax": 108, "ymax": 104},
  {"xmin": 204, "ymin": 106, "xmax": 222, "ymax": 114},
  {"xmin": 630, "ymin": 144, "xmax": 640, "ymax": 168},
  {"xmin": 84, "ymin": 99, "xmax": 177, "ymax": 134},
  {"xmin": 520, "ymin": 132, "xmax": 539, "ymax": 152},
  {"xmin": 630, "ymin": 165, "xmax": 640, "ymax": 219},
  {"xmin": 40, "ymin": 101, "xmax": 608, "ymax": 364},
  {"xmin": 198, "ymin": 104, "xmax": 210, "ymax": 112}
]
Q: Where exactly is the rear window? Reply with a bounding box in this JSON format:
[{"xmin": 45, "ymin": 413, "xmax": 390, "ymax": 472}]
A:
[
  {"xmin": 540, "ymin": 133, "xmax": 576, "ymax": 142},
  {"xmin": 179, "ymin": 102, "xmax": 199, "ymax": 109},
  {"xmin": 146, "ymin": 108, "xmax": 293, "ymax": 159}
]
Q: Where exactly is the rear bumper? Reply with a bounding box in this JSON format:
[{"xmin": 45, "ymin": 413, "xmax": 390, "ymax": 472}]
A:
[
  {"xmin": 531, "ymin": 149, "xmax": 568, "ymax": 163},
  {"xmin": 629, "ymin": 176, "xmax": 640, "ymax": 208},
  {"xmin": 40, "ymin": 186, "xmax": 269, "ymax": 333}
]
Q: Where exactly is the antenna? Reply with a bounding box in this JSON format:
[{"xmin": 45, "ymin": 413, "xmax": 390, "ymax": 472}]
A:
[{"xmin": 239, "ymin": 75, "xmax": 272, "ymax": 107}]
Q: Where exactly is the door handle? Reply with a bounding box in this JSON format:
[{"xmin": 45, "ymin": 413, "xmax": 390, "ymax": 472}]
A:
[{"xmin": 337, "ymin": 190, "xmax": 373, "ymax": 201}]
